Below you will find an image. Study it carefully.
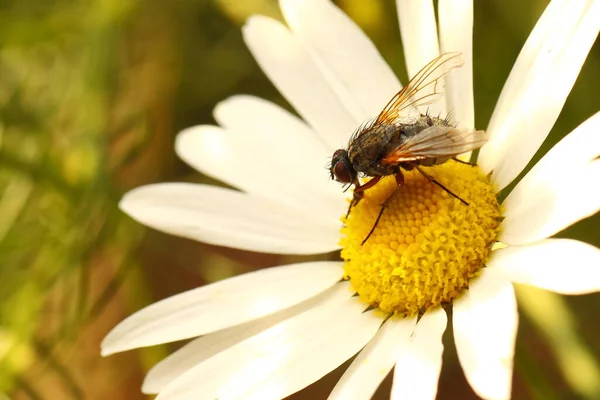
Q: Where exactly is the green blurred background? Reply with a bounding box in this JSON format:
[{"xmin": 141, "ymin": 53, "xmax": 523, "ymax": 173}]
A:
[{"xmin": 0, "ymin": 0, "xmax": 598, "ymax": 399}]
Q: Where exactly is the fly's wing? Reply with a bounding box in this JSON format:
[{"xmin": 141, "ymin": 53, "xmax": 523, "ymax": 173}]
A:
[
  {"xmin": 375, "ymin": 52, "xmax": 464, "ymax": 126},
  {"xmin": 381, "ymin": 126, "xmax": 487, "ymax": 164}
]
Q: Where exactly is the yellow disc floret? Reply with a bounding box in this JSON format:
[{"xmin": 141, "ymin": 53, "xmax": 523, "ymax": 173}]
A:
[{"xmin": 340, "ymin": 162, "xmax": 501, "ymax": 316}]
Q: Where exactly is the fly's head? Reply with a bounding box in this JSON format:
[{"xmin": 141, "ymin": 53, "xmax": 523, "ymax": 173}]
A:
[{"xmin": 330, "ymin": 149, "xmax": 357, "ymax": 185}]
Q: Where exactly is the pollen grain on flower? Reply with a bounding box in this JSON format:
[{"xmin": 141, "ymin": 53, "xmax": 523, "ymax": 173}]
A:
[{"xmin": 340, "ymin": 162, "xmax": 501, "ymax": 316}]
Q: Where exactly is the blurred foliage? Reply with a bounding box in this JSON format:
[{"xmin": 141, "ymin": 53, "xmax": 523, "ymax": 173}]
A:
[{"xmin": 0, "ymin": 0, "xmax": 598, "ymax": 399}]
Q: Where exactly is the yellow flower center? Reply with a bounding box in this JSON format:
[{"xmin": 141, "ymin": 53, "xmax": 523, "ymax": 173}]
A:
[{"xmin": 340, "ymin": 162, "xmax": 501, "ymax": 316}]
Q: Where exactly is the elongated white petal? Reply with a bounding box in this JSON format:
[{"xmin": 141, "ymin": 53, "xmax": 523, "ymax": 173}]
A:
[
  {"xmin": 101, "ymin": 261, "xmax": 343, "ymax": 355},
  {"xmin": 155, "ymin": 283, "xmax": 381, "ymax": 400},
  {"xmin": 143, "ymin": 283, "xmax": 342, "ymax": 394},
  {"xmin": 453, "ymin": 269, "xmax": 518, "ymax": 400},
  {"xmin": 176, "ymin": 97, "xmax": 347, "ymax": 217},
  {"xmin": 501, "ymin": 113, "xmax": 600, "ymax": 244},
  {"xmin": 119, "ymin": 183, "xmax": 340, "ymax": 255},
  {"xmin": 279, "ymin": 0, "xmax": 401, "ymax": 122},
  {"xmin": 489, "ymin": 239, "xmax": 600, "ymax": 294},
  {"xmin": 501, "ymin": 162, "xmax": 600, "ymax": 245},
  {"xmin": 519, "ymin": 112, "xmax": 600, "ymax": 169},
  {"xmin": 213, "ymin": 96, "xmax": 347, "ymax": 215},
  {"xmin": 396, "ymin": 0, "xmax": 440, "ymax": 79},
  {"xmin": 391, "ymin": 308, "xmax": 447, "ymax": 400},
  {"xmin": 243, "ymin": 15, "xmax": 358, "ymax": 150},
  {"xmin": 329, "ymin": 317, "xmax": 418, "ymax": 400},
  {"xmin": 479, "ymin": 0, "xmax": 600, "ymax": 189},
  {"xmin": 213, "ymin": 96, "xmax": 330, "ymax": 167},
  {"xmin": 176, "ymin": 125, "xmax": 342, "ymax": 218},
  {"xmin": 236, "ymin": 313, "xmax": 381, "ymax": 399},
  {"xmin": 397, "ymin": 0, "xmax": 444, "ymax": 116},
  {"xmin": 143, "ymin": 329, "xmax": 249, "ymax": 394},
  {"xmin": 438, "ymin": 0, "xmax": 474, "ymax": 130}
]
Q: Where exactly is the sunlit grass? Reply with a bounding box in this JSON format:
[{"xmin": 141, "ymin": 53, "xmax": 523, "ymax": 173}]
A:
[{"xmin": 517, "ymin": 286, "xmax": 600, "ymax": 399}]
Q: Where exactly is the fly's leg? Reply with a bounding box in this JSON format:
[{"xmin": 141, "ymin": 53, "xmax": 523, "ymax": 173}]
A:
[
  {"xmin": 361, "ymin": 171, "xmax": 404, "ymax": 245},
  {"xmin": 452, "ymin": 157, "xmax": 476, "ymax": 166},
  {"xmin": 414, "ymin": 165, "xmax": 469, "ymax": 205},
  {"xmin": 346, "ymin": 176, "xmax": 382, "ymax": 218}
]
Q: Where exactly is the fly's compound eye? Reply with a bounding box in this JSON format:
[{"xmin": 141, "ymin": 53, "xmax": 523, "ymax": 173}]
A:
[{"xmin": 333, "ymin": 160, "xmax": 353, "ymax": 184}]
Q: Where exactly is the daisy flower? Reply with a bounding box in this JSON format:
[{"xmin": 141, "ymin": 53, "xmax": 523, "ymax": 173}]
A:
[{"xmin": 101, "ymin": 0, "xmax": 600, "ymax": 399}]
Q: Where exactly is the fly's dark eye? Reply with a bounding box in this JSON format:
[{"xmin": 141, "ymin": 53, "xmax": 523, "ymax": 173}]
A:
[{"xmin": 333, "ymin": 160, "xmax": 352, "ymax": 183}]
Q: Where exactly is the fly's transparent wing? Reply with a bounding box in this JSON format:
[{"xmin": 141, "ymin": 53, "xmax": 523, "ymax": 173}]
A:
[
  {"xmin": 381, "ymin": 126, "xmax": 487, "ymax": 163},
  {"xmin": 375, "ymin": 52, "xmax": 464, "ymax": 126}
]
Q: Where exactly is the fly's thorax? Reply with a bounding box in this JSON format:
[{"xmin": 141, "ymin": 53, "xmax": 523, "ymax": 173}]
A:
[
  {"xmin": 347, "ymin": 114, "xmax": 455, "ymax": 176},
  {"xmin": 348, "ymin": 124, "xmax": 401, "ymax": 176}
]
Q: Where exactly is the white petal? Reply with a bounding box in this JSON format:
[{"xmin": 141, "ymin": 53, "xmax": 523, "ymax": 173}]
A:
[
  {"xmin": 243, "ymin": 15, "xmax": 358, "ymax": 149},
  {"xmin": 101, "ymin": 261, "xmax": 343, "ymax": 355},
  {"xmin": 144, "ymin": 331, "xmax": 243, "ymax": 394},
  {"xmin": 501, "ymin": 113, "xmax": 600, "ymax": 244},
  {"xmin": 488, "ymin": 239, "xmax": 600, "ymax": 295},
  {"xmin": 438, "ymin": 0, "xmax": 474, "ymax": 130},
  {"xmin": 279, "ymin": 0, "xmax": 401, "ymax": 121},
  {"xmin": 143, "ymin": 283, "xmax": 341, "ymax": 394},
  {"xmin": 396, "ymin": 0, "xmax": 444, "ymax": 116},
  {"xmin": 453, "ymin": 269, "xmax": 518, "ymax": 400},
  {"xmin": 328, "ymin": 317, "xmax": 418, "ymax": 400},
  {"xmin": 176, "ymin": 97, "xmax": 347, "ymax": 217},
  {"xmin": 155, "ymin": 282, "xmax": 381, "ymax": 400},
  {"xmin": 521, "ymin": 112, "xmax": 600, "ymax": 169},
  {"xmin": 479, "ymin": 0, "xmax": 600, "ymax": 189},
  {"xmin": 501, "ymin": 162, "xmax": 600, "ymax": 245},
  {"xmin": 391, "ymin": 308, "xmax": 447, "ymax": 400},
  {"xmin": 119, "ymin": 182, "xmax": 341, "ymax": 255}
]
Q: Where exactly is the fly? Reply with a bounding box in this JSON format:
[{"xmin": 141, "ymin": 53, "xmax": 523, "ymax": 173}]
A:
[{"xmin": 329, "ymin": 52, "xmax": 487, "ymax": 245}]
